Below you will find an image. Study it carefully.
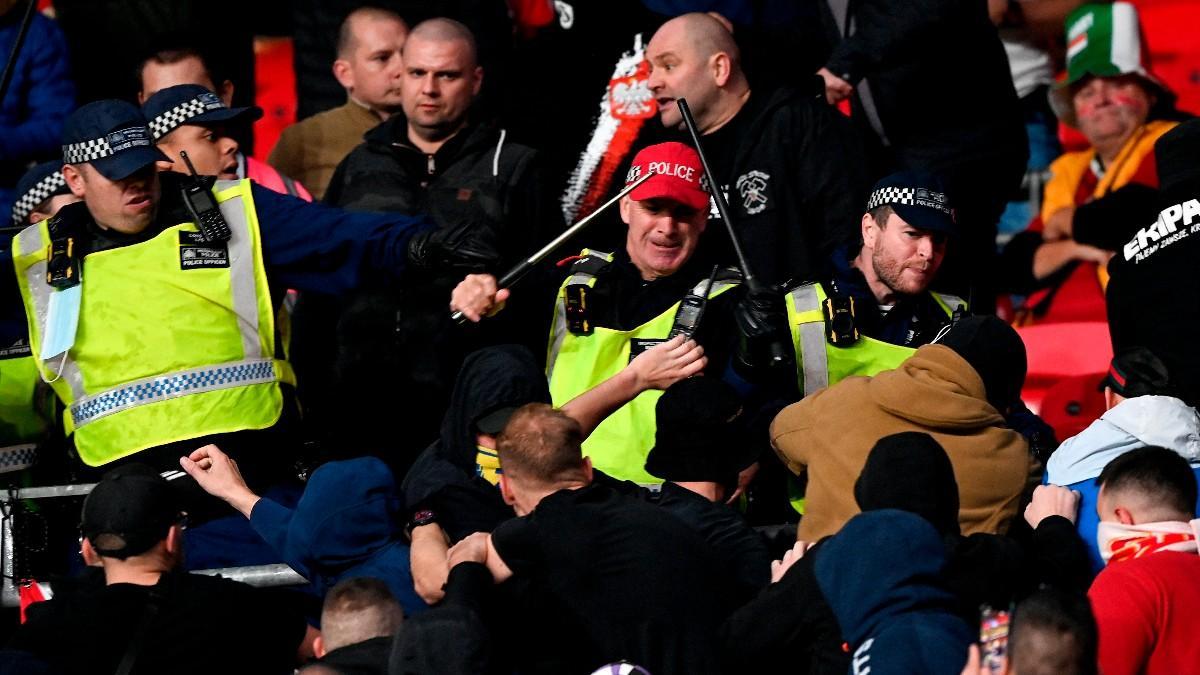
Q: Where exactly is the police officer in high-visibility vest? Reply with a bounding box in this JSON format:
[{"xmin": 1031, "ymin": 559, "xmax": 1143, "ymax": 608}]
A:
[
  {"xmin": 0, "ymin": 163, "xmax": 79, "ymax": 476},
  {"xmin": 450, "ymin": 142, "xmax": 747, "ymax": 485},
  {"xmin": 10, "ymin": 100, "xmax": 499, "ymax": 479},
  {"xmin": 784, "ymin": 171, "xmax": 966, "ymax": 398}
]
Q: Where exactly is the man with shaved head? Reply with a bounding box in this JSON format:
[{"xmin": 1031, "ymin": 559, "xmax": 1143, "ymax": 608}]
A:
[
  {"xmin": 646, "ymin": 12, "xmax": 868, "ymax": 287},
  {"xmin": 268, "ymin": 6, "xmax": 408, "ymax": 199},
  {"xmin": 303, "ymin": 18, "xmax": 557, "ymax": 454}
]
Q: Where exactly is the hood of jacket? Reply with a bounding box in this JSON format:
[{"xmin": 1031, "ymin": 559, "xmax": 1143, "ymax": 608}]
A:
[
  {"xmin": 436, "ymin": 344, "xmax": 551, "ymax": 471},
  {"xmin": 283, "ymin": 456, "xmax": 402, "ymax": 571},
  {"xmin": 815, "ymin": 510, "xmax": 971, "ymax": 671},
  {"xmin": 1048, "ymin": 395, "xmax": 1200, "ymax": 485},
  {"xmin": 868, "ymin": 345, "xmax": 1006, "ymax": 432}
]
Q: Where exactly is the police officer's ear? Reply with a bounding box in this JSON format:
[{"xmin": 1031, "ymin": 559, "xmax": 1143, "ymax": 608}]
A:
[
  {"xmin": 861, "ymin": 211, "xmax": 882, "ymax": 251},
  {"xmin": 62, "ymin": 164, "xmax": 87, "ymax": 199},
  {"xmin": 618, "ymin": 195, "xmax": 634, "ymax": 225}
]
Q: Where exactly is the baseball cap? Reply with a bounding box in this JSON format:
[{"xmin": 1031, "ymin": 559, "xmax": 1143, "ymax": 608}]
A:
[
  {"xmin": 80, "ymin": 463, "xmax": 183, "ymax": 559},
  {"xmin": 866, "ymin": 170, "xmax": 957, "ymax": 236},
  {"xmin": 10, "ymin": 161, "xmax": 70, "ymax": 225},
  {"xmin": 142, "ymin": 84, "xmax": 263, "ymax": 142},
  {"xmin": 62, "ymin": 100, "xmax": 169, "ymax": 181},
  {"xmin": 624, "ymin": 141, "xmax": 710, "ymax": 211},
  {"xmin": 1099, "ymin": 346, "xmax": 1172, "ymax": 398}
]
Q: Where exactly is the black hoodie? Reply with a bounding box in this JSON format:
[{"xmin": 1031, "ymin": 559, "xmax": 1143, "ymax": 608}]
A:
[{"xmin": 400, "ymin": 344, "xmax": 550, "ymax": 541}]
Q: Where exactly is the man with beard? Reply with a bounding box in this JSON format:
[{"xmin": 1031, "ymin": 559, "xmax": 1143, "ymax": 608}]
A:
[{"xmin": 780, "ymin": 171, "xmax": 965, "ymax": 399}]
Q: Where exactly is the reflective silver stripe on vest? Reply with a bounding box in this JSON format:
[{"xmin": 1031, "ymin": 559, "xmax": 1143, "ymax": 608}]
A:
[
  {"xmin": 217, "ymin": 186, "xmax": 264, "ymax": 359},
  {"xmin": 0, "ymin": 444, "xmax": 37, "ymax": 474},
  {"xmin": 789, "ymin": 284, "xmax": 829, "ymax": 396},
  {"xmin": 71, "ymin": 358, "xmax": 277, "ymax": 427},
  {"xmin": 932, "ymin": 292, "xmax": 966, "ymax": 315},
  {"xmin": 15, "ymin": 226, "xmax": 42, "ymax": 257}
]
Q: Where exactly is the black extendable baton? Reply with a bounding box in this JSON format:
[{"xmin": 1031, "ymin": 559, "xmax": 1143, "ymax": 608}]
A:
[
  {"xmin": 451, "ymin": 172, "xmax": 655, "ymax": 324},
  {"xmin": 676, "ymin": 98, "xmax": 786, "ymax": 365}
]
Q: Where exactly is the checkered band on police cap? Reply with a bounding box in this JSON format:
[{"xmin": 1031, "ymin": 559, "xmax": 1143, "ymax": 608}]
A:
[
  {"xmin": 10, "ymin": 171, "xmax": 66, "ymax": 224},
  {"xmin": 867, "ymin": 185, "xmax": 952, "ymax": 216},
  {"xmin": 148, "ymin": 92, "xmax": 227, "ymax": 140},
  {"xmin": 63, "ymin": 126, "xmax": 154, "ymax": 165}
]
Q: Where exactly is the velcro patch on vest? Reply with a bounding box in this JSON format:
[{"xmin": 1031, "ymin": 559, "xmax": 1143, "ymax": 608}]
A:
[
  {"xmin": 179, "ymin": 231, "xmax": 229, "ymax": 269},
  {"xmin": 628, "ymin": 338, "xmax": 667, "ymax": 363}
]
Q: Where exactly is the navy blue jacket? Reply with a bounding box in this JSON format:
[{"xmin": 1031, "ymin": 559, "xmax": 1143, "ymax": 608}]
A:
[
  {"xmin": 815, "ymin": 510, "xmax": 973, "ymax": 675},
  {"xmin": 0, "ymin": 11, "xmax": 74, "ymax": 203}
]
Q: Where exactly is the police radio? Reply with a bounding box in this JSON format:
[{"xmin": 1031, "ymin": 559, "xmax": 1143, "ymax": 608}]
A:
[
  {"xmin": 178, "ymin": 150, "xmax": 231, "ymax": 243},
  {"xmin": 668, "ymin": 265, "xmax": 718, "ymax": 340}
]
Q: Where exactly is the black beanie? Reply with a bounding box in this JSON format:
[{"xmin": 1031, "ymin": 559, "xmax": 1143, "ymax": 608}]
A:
[
  {"xmin": 854, "ymin": 431, "xmax": 960, "ymax": 537},
  {"xmin": 937, "ymin": 315, "xmax": 1028, "ymax": 411},
  {"xmin": 645, "ymin": 377, "xmax": 757, "ymax": 485}
]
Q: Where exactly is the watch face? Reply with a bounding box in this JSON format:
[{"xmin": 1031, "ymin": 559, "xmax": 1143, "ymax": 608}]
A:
[{"xmin": 411, "ymin": 509, "xmax": 436, "ymax": 526}]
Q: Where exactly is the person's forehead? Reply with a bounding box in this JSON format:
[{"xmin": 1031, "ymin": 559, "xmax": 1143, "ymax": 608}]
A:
[
  {"xmin": 403, "ymin": 38, "xmax": 472, "ymax": 69},
  {"xmin": 142, "ymin": 57, "xmax": 214, "ymax": 93},
  {"xmin": 354, "ymin": 16, "xmax": 407, "ymax": 50},
  {"xmin": 647, "ymin": 21, "xmax": 688, "ymax": 54}
]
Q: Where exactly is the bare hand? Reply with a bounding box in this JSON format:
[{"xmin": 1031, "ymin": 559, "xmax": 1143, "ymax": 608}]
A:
[
  {"xmin": 449, "ymin": 273, "xmax": 509, "ymax": 323},
  {"xmin": 816, "ymin": 67, "xmax": 853, "ymax": 105},
  {"xmin": 1024, "ymin": 484, "xmax": 1081, "ymax": 528},
  {"xmin": 447, "ymin": 531, "xmax": 490, "ymax": 568},
  {"xmin": 1074, "ymin": 242, "xmax": 1115, "ymax": 266},
  {"xmin": 1042, "ymin": 206, "xmax": 1075, "ymax": 241},
  {"xmin": 770, "ymin": 540, "xmax": 814, "ymax": 583},
  {"xmin": 179, "ymin": 444, "xmax": 259, "ymax": 517},
  {"xmin": 726, "ymin": 461, "xmax": 759, "ymax": 505},
  {"xmin": 627, "ymin": 335, "xmax": 706, "ymax": 392},
  {"xmin": 961, "ymin": 644, "xmax": 984, "ymax": 675}
]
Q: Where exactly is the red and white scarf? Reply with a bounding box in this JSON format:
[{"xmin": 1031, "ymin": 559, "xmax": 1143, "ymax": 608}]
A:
[{"xmin": 1097, "ymin": 518, "xmax": 1200, "ymax": 564}]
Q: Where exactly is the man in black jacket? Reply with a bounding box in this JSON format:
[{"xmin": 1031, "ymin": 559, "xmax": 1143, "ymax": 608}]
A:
[
  {"xmin": 297, "ymin": 18, "xmax": 561, "ymax": 453},
  {"xmin": 645, "ymin": 12, "xmax": 868, "ymax": 287}
]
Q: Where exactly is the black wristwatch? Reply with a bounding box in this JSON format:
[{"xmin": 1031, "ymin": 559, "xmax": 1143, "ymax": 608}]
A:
[{"xmin": 405, "ymin": 509, "xmax": 438, "ymax": 540}]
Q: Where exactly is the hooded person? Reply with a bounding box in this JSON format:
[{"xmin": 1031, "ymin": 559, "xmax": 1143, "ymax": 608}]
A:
[
  {"xmin": 642, "ymin": 377, "xmax": 771, "ymax": 606},
  {"xmin": 815, "ymin": 510, "xmax": 974, "ymax": 675},
  {"xmin": 401, "ymin": 344, "xmax": 552, "ymax": 543},
  {"xmin": 1046, "ymin": 346, "xmax": 1200, "ymax": 572},
  {"xmin": 180, "ymin": 447, "xmax": 425, "ymax": 616},
  {"xmin": 771, "ymin": 315, "xmax": 1037, "ymax": 541}
]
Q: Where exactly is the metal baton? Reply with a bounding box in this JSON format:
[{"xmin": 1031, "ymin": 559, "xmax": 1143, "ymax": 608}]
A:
[{"xmin": 450, "ymin": 172, "xmax": 655, "ymax": 324}]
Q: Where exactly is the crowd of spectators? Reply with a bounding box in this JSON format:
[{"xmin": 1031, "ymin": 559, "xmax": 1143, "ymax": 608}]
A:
[{"xmin": 0, "ymin": 0, "xmax": 1199, "ymax": 673}]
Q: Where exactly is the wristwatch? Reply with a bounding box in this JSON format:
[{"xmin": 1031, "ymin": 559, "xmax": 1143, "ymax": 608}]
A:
[{"xmin": 405, "ymin": 509, "xmax": 438, "ymax": 540}]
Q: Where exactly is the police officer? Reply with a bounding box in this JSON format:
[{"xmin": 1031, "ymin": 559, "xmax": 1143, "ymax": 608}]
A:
[
  {"xmin": 451, "ymin": 142, "xmax": 744, "ymax": 485},
  {"xmin": 783, "ymin": 171, "xmax": 966, "ymax": 398},
  {"xmin": 0, "ymin": 162, "xmax": 77, "ymax": 477},
  {"xmin": 9, "ymin": 100, "xmax": 496, "ymax": 477}
]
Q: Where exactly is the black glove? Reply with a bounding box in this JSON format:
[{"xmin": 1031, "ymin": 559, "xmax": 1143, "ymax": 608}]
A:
[
  {"xmin": 1004, "ymin": 400, "xmax": 1059, "ymax": 465},
  {"xmin": 407, "ymin": 219, "xmax": 502, "ymax": 272},
  {"xmin": 733, "ymin": 285, "xmax": 793, "ymax": 380}
]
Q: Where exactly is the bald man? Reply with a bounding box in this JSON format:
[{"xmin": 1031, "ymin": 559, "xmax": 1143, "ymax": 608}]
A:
[
  {"xmin": 268, "ymin": 7, "xmax": 408, "ymax": 199},
  {"xmin": 646, "ymin": 13, "xmax": 868, "ymax": 286},
  {"xmin": 299, "ymin": 18, "xmax": 559, "ymax": 455}
]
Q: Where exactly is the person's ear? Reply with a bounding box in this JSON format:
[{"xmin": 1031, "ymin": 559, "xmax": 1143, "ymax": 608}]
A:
[
  {"xmin": 1104, "ymin": 386, "xmax": 1119, "ymax": 411},
  {"xmin": 861, "ymin": 213, "xmax": 879, "ymax": 250},
  {"xmin": 499, "ymin": 474, "xmax": 516, "ymax": 506},
  {"xmin": 217, "ymin": 80, "xmax": 235, "ymax": 107},
  {"xmin": 619, "ymin": 195, "xmax": 633, "ymax": 225},
  {"xmin": 80, "ymin": 537, "xmax": 102, "ymax": 567},
  {"xmin": 62, "ymin": 164, "xmax": 86, "ymax": 198},
  {"xmin": 1115, "ymin": 506, "xmax": 1136, "ymax": 526},
  {"xmin": 472, "ymin": 66, "xmax": 483, "ymax": 96},
  {"xmin": 333, "ymin": 59, "xmax": 354, "ymax": 91},
  {"xmin": 29, "ymin": 208, "xmax": 51, "ymax": 225},
  {"xmin": 165, "ymin": 523, "xmax": 184, "ymax": 557},
  {"xmin": 581, "ymin": 456, "xmax": 593, "ymax": 484},
  {"xmin": 313, "ymin": 635, "xmax": 326, "ymax": 659},
  {"xmin": 711, "ymin": 52, "xmax": 732, "ymax": 88}
]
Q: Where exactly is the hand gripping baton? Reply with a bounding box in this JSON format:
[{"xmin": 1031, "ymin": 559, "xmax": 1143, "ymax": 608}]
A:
[
  {"xmin": 450, "ymin": 172, "xmax": 655, "ymax": 324},
  {"xmin": 676, "ymin": 98, "xmax": 787, "ymax": 366}
]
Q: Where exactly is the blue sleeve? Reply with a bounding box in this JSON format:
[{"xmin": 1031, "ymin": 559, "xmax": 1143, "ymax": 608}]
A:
[
  {"xmin": 248, "ymin": 497, "xmax": 311, "ymax": 580},
  {"xmin": 0, "ymin": 17, "xmax": 75, "ymax": 162},
  {"xmin": 251, "ymin": 183, "xmax": 433, "ymax": 294}
]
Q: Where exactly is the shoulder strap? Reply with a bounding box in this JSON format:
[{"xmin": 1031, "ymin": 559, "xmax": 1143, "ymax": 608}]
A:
[{"xmin": 570, "ymin": 249, "xmax": 614, "ymax": 277}]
